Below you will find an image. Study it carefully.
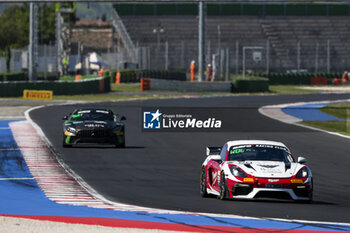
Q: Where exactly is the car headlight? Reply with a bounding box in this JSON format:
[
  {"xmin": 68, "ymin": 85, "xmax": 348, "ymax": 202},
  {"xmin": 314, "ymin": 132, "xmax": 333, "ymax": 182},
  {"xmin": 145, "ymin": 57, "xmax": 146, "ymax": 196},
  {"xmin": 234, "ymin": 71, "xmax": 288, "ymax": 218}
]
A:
[
  {"xmin": 113, "ymin": 124, "xmax": 123, "ymax": 131},
  {"xmin": 230, "ymin": 166, "xmax": 247, "ymax": 177},
  {"xmin": 296, "ymin": 167, "xmax": 309, "ymax": 178},
  {"xmin": 67, "ymin": 127, "xmax": 76, "ymax": 133},
  {"xmin": 64, "ymin": 127, "xmax": 77, "ymax": 136}
]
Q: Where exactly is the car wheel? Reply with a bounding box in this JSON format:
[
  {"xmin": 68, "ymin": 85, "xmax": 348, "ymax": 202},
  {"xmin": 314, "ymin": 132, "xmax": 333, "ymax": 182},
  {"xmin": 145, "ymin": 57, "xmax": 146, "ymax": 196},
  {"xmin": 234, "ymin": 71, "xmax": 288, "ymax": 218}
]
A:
[
  {"xmin": 296, "ymin": 179, "xmax": 313, "ymax": 204},
  {"xmin": 307, "ymin": 179, "xmax": 313, "ymax": 203},
  {"xmin": 200, "ymin": 167, "xmax": 209, "ymax": 197},
  {"xmin": 218, "ymin": 173, "xmax": 228, "ymax": 200},
  {"xmin": 116, "ymin": 142, "xmax": 125, "ymax": 148}
]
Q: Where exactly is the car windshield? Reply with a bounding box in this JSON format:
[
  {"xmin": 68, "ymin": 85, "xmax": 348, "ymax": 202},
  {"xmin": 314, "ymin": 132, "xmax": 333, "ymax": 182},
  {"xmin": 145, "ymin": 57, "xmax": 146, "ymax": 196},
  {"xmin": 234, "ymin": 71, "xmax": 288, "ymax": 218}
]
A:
[
  {"xmin": 227, "ymin": 144, "xmax": 293, "ymax": 162},
  {"xmin": 69, "ymin": 110, "xmax": 114, "ymax": 121}
]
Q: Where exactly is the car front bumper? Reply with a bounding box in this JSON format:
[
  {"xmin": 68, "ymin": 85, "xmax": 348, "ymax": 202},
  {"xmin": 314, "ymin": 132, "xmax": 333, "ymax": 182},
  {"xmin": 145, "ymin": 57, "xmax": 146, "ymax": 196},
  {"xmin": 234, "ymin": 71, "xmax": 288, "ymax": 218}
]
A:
[
  {"xmin": 226, "ymin": 177, "xmax": 313, "ymax": 201},
  {"xmin": 64, "ymin": 130, "xmax": 125, "ymax": 146}
]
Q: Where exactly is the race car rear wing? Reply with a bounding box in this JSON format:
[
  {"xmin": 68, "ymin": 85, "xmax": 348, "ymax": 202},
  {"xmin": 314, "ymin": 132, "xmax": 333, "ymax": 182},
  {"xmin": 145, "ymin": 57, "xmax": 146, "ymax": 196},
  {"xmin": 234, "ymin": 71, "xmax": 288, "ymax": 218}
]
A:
[{"xmin": 206, "ymin": 147, "xmax": 221, "ymax": 156}]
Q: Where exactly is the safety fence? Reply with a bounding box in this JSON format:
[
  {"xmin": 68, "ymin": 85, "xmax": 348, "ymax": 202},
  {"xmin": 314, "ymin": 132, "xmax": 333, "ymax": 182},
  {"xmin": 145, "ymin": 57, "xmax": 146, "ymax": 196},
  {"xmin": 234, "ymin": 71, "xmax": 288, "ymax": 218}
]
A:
[
  {"xmin": 257, "ymin": 72, "xmax": 343, "ymax": 85},
  {"xmin": 147, "ymin": 78, "xmax": 269, "ymax": 93},
  {"xmin": 120, "ymin": 39, "xmax": 349, "ymax": 80},
  {"xmin": 102, "ymin": 69, "xmax": 186, "ymax": 83},
  {"xmin": 0, "ymin": 77, "xmax": 110, "ymax": 97}
]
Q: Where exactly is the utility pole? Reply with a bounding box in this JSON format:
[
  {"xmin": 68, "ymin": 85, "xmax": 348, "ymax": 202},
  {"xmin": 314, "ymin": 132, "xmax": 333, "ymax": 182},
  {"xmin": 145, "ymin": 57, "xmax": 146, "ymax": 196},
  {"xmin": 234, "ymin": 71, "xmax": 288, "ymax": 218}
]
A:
[
  {"xmin": 198, "ymin": 1, "xmax": 205, "ymax": 82},
  {"xmin": 29, "ymin": 3, "xmax": 38, "ymax": 81},
  {"xmin": 225, "ymin": 48, "xmax": 229, "ymax": 81},
  {"xmin": 153, "ymin": 24, "xmax": 164, "ymax": 70},
  {"xmin": 235, "ymin": 41, "xmax": 239, "ymax": 74},
  {"xmin": 327, "ymin": 40, "xmax": 330, "ymax": 73},
  {"xmin": 315, "ymin": 42, "xmax": 319, "ymax": 72},
  {"xmin": 297, "ymin": 41, "xmax": 301, "ymax": 71},
  {"xmin": 266, "ymin": 40, "xmax": 269, "ymax": 74},
  {"xmin": 56, "ymin": 4, "xmax": 62, "ymax": 77},
  {"xmin": 56, "ymin": 3, "xmax": 75, "ymax": 77},
  {"xmin": 217, "ymin": 24, "xmax": 221, "ymax": 80},
  {"xmin": 165, "ymin": 41, "xmax": 168, "ymax": 71}
]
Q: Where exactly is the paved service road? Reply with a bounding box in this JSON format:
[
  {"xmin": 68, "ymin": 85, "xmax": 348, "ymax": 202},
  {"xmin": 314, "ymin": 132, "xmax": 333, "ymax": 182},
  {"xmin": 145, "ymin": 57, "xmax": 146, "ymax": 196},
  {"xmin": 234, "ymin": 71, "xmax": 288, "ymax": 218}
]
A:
[{"xmin": 29, "ymin": 94, "xmax": 350, "ymax": 223}]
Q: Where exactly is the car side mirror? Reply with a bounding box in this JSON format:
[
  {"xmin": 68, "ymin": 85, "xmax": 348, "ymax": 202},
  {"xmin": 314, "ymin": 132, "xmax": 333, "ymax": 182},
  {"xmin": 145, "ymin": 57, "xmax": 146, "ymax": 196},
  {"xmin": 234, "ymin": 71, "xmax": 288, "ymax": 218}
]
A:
[
  {"xmin": 120, "ymin": 116, "xmax": 126, "ymax": 121},
  {"xmin": 62, "ymin": 116, "xmax": 68, "ymax": 120},
  {"xmin": 297, "ymin": 157, "xmax": 307, "ymax": 164}
]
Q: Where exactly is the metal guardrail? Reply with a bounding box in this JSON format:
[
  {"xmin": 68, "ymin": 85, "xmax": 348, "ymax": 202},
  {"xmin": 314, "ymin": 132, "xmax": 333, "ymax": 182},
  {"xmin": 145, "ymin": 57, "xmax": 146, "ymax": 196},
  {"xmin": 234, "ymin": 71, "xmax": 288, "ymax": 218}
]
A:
[{"xmin": 110, "ymin": 10, "xmax": 137, "ymax": 63}]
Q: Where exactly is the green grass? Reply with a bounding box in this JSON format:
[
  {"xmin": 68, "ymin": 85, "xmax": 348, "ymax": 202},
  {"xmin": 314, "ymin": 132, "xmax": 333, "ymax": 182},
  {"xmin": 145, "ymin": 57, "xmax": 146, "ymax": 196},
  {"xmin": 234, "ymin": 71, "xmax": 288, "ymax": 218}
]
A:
[
  {"xmin": 269, "ymin": 85, "xmax": 321, "ymax": 94},
  {"xmin": 299, "ymin": 102, "xmax": 350, "ymax": 136},
  {"xmin": 59, "ymin": 75, "xmax": 100, "ymax": 82},
  {"xmin": 231, "ymin": 74, "xmax": 266, "ymax": 80},
  {"xmin": 52, "ymin": 94, "xmax": 155, "ymax": 102},
  {"xmin": 2, "ymin": 83, "xmax": 345, "ymax": 101},
  {"xmin": 300, "ymin": 121, "xmax": 350, "ymax": 136},
  {"xmin": 111, "ymin": 83, "xmax": 140, "ymax": 92},
  {"xmin": 320, "ymin": 102, "xmax": 350, "ymax": 120}
]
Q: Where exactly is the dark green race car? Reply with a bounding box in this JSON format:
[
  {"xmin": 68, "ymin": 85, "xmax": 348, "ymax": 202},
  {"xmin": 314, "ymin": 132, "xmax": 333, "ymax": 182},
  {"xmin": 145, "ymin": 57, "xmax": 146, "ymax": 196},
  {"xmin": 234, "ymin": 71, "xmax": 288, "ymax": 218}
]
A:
[{"xmin": 62, "ymin": 108, "xmax": 126, "ymax": 148}]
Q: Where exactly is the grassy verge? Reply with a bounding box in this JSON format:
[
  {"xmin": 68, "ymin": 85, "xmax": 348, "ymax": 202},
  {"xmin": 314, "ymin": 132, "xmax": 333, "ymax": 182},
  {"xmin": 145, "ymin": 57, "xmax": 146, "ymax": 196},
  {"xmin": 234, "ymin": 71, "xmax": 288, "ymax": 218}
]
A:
[
  {"xmin": 52, "ymin": 94, "xmax": 156, "ymax": 102},
  {"xmin": 2, "ymin": 84, "xmax": 346, "ymax": 101},
  {"xmin": 299, "ymin": 102, "xmax": 350, "ymax": 136},
  {"xmin": 320, "ymin": 102, "xmax": 350, "ymax": 120},
  {"xmin": 111, "ymin": 83, "xmax": 140, "ymax": 92},
  {"xmin": 112, "ymin": 83, "xmax": 234, "ymax": 96},
  {"xmin": 113, "ymin": 83, "xmax": 322, "ymax": 95},
  {"xmin": 300, "ymin": 121, "xmax": 350, "ymax": 135},
  {"xmin": 269, "ymin": 85, "xmax": 321, "ymax": 94}
]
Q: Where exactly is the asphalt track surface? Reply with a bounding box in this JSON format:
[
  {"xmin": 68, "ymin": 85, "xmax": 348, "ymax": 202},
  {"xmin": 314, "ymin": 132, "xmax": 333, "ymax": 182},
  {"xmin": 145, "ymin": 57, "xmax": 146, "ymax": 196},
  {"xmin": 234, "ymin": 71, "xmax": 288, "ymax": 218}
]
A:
[{"xmin": 29, "ymin": 94, "xmax": 350, "ymax": 223}]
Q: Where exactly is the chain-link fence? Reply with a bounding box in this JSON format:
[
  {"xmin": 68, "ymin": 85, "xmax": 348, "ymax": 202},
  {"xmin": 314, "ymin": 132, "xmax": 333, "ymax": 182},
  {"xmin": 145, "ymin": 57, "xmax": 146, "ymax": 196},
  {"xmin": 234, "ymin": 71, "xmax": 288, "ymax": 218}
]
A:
[
  {"xmin": 7, "ymin": 40, "xmax": 344, "ymax": 79},
  {"xmin": 0, "ymin": 57, "xmax": 6, "ymax": 73},
  {"xmin": 10, "ymin": 45, "xmax": 57, "ymax": 74},
  {"xmin": 129, "ymin": 39, "xmax": 348, "ymax": 81}
]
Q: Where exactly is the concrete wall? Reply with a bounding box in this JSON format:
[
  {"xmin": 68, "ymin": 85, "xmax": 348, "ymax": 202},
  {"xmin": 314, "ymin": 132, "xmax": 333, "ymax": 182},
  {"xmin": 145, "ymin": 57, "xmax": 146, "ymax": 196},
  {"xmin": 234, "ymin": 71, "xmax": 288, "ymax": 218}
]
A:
[{"xmin": 150, "ymin": 79, "xmax": 231, "ymax": 92}]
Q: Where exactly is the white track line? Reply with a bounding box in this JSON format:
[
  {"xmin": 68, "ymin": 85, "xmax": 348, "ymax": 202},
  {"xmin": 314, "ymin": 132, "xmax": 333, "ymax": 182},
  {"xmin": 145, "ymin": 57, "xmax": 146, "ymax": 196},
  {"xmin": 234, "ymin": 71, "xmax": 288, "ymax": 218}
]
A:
[{"xmin": 0, "ymin": 116, "xmax": 26, "ymax": 119}]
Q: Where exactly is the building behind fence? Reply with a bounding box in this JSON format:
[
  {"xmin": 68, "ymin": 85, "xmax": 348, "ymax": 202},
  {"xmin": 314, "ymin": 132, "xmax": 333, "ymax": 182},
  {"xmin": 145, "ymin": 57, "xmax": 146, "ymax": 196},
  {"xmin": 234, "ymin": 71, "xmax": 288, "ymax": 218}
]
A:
[
  {"xmin": 6, "ymin": 2, "xmax": 350, "ymax": 78},
  {"xmin": 113, "ymin": 2, "xmax": 350, "ymax": 79}
]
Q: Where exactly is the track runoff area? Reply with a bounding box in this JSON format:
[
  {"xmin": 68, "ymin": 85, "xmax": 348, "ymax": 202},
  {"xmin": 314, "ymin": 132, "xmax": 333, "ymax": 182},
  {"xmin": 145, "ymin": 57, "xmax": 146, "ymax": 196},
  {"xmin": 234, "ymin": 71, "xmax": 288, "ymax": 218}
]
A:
[{"xmin": 1, "ymin": 94, "xmax": 350, "ymax": 232}]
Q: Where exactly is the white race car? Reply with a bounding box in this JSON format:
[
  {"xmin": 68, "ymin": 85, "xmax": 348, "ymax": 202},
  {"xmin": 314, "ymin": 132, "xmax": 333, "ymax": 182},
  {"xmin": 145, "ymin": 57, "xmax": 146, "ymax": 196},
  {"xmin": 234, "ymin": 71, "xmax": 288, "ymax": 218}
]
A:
[{"xmin": 200, "ymin": 140, "xmax": 313, "ymax": 202}]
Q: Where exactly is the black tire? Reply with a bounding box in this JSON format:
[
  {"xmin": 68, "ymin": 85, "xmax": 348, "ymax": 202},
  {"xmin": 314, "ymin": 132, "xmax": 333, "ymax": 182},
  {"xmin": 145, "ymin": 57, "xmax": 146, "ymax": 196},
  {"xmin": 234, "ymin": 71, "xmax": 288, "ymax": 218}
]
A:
[
  {"xmin": 116, "ymin": 141, "xmax": 125, "ymax": 148},
  {"xmin": 296, "ymin": 198, "xmax": 312, "ymax": 204},
  {"xmin": 218, "ymin": 173, "xmax": 228, "ymax": 200},
  {"xmin": 298, "ymin": 179, "xmax": 313, "ymax": 204},
  {"xmin": 115, "ymin": 136, "xmax": 126, "ymax": 148},
  {"xmin": 200, "ymin": 167, "xmax": 209, "ymax": 197}
]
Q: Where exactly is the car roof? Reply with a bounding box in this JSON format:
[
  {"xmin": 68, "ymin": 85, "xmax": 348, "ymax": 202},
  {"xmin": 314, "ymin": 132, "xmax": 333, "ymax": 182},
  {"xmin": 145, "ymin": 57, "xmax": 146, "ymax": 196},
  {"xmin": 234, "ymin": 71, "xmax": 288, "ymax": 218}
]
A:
[{"xmin": 226, "ymin": 140, "xmax": 286, "ymax": 148}]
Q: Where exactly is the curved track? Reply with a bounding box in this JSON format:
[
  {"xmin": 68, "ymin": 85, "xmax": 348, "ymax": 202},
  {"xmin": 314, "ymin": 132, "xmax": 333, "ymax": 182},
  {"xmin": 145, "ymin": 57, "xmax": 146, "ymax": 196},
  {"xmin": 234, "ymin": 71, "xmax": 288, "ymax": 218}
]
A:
[{"xmin": 30, "ymin": 94, "xmax": 350, "ymax": 223}]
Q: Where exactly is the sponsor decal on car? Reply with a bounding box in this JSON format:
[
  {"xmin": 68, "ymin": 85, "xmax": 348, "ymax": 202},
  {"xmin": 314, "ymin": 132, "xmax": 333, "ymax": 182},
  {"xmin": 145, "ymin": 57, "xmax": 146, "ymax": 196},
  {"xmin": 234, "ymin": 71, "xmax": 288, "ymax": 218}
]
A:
[
  {"xmin": 243, "ymin": 178, "xmax": 254, "ymax": 182},
  {"xmin": 290, "ymin": 179, "xmax": 304, "ymax": 183}
]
